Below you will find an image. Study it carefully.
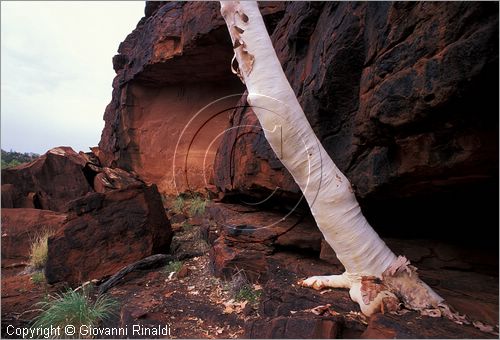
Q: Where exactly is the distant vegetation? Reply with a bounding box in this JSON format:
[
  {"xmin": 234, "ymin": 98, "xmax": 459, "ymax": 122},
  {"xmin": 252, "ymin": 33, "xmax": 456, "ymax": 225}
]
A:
[{"xmin": 1, "ymin": 149, "xmax": 39, "ymax": 169}]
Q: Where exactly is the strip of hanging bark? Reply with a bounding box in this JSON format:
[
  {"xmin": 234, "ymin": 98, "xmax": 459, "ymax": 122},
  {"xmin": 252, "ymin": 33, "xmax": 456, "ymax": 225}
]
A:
[{"xmin": 98, "ymin": 254, "xmax": 174, "ymax": 294}]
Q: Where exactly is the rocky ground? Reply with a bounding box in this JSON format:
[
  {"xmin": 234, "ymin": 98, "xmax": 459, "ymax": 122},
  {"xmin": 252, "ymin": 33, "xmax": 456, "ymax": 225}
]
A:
[{"xmin": 2, "ymin": 199, "xmax": 498, "ymax": 339}]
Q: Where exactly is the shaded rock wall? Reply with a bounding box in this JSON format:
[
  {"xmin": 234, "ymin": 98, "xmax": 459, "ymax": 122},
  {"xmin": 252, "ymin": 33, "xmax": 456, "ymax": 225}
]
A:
[
  {"xmin": 216, "ymin": 1, "xmax": 499, "ymax": 197},
  {"xmin": 213, "ymin": 2, "xmax": 499, "ymax": 242}
]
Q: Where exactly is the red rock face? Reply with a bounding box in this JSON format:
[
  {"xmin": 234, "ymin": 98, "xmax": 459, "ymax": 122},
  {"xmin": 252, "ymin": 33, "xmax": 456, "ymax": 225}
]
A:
[
  {"xmin": 213, "ymin": 95, "xmax": 300, "ymax": 200},
  {"xmin": 45, "ymin": 184, "xmax": 172, "ymax": 286},
  {"xmin": 97, "ymin": 2, "xmax": 285, "ymax": 194}
]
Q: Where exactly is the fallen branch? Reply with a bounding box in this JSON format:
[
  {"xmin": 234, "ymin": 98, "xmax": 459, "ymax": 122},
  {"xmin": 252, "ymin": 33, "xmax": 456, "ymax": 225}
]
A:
[
  {"xmin": 98, "ymin": 254, "xmax": 173, "ymax": 294},
  {"xmin": 2, "ymin": 262, "xmax": 29, "ymax": 269}
]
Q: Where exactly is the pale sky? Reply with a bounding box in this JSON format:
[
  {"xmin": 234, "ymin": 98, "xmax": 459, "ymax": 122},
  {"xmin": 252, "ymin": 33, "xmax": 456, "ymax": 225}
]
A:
[{"xmin": 1, "ymin": 1, "xmax": 144, "ymax": 154}]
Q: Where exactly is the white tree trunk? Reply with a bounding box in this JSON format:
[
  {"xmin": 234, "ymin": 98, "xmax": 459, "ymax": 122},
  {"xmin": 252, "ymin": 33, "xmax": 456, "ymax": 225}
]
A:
[
  {"xmin": 220, "ymin": 0, "xmax": 395, "ymax": 278},
  {"xmin": 219, "ymin": 1, "xmax": 453, "ymax": 318}
]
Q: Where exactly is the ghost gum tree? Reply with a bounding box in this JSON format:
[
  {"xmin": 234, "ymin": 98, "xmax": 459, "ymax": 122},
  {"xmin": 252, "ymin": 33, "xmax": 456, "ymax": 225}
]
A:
[{"xmin": 219, "ymin": 1, "xmax": 467, "ymax": 321}]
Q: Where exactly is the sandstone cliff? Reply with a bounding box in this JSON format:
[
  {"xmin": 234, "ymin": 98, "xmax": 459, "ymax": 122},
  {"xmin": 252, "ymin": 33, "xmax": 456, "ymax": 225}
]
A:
[{"xmin": 98, "ymin": 1, "xmax": 498, "ymax": 243}]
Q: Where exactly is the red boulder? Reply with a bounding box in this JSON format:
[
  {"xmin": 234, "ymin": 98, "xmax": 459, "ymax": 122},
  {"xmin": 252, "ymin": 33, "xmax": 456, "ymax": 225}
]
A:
[{"xmin": 45, "ymin": 184, "xmax": 172, "ymax": 286}]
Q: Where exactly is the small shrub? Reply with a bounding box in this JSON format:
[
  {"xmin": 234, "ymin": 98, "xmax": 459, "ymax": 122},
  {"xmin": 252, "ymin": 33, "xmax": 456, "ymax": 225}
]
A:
[
  {"xmin": 189, "ymin": 196, "xmax": 207, "ymax": 216},
  {"xmin": 164, "ymin": 260, "xmax": 183, "ymax": 274},
  {"xmin": 29, "ymin": 229, "xmax": 55, "ymax": 269},
  {"xmin": 31, "ymin": 272, "xmax": 45, "ymax": 285},
  {"xmin": 172, "ymin": 196, "xmax": 185, "ymax": 214},
  {"xmin": 31, "ymin": 287, "xmax": 117, "ymax": 338}
]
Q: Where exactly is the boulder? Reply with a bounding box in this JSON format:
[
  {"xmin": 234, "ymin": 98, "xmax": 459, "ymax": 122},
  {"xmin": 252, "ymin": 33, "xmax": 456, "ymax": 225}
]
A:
[
  {"xmin": 45, "ymin": 184, "xmax": 172, "ymax": 286},
  {"xmin": 1, "ymin": 147, "xmax": 92, "ymax": 212},
  {"xmin": 96, "ymin": 1, "xmax": 497, "ymax": 243},
  {"xmin": 210, "ymin": 237, "xmax": 269, "ymax": 282},
  {"xmin": 1, "ymin": 146, "xmax": 146, "ymax": 214},
  {"xmin": 1, "ymin": 208, "xmax": 66, "ymax": 262},
  {"xmin": 92, "ymin": 166, "xmax": 143, "ymax": 193},
  {"xmin": 206, "ymin": 203, "xmax": 323, "ymax": 281}
]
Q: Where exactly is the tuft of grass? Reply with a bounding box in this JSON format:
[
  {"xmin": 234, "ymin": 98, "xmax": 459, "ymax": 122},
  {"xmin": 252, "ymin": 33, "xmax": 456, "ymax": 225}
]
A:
[
  {"xmin": 31, "ymin": 272, "xmax": 45, "ymax": 285},
  {"xmin": 29, "ymin": 228, "xmax": 55, "ymax": 269},
  {"xmin": 235, "ymin": 285, "xmax": 262, "ymax": 303},
  {"xmin": 188, "ymin": 195, "xmax": 207, "ymax": 216},
  {"xmin": 172, "ymin": 195, "xmax": 185, "ymax": 214},
  {"xmin": 164, "ymin": 260, "xmax": 183, "ymax": 274},
  {"xmin": 181, "ymin": 221, "xmax": 193, "ymax": 230},
  {"xmin": 31, "ymin": 287, "xmax": 117, "ymax": 338},
  {"xmin": 228, "ymin": 269, "xmax": 262, "ymax": 303}
]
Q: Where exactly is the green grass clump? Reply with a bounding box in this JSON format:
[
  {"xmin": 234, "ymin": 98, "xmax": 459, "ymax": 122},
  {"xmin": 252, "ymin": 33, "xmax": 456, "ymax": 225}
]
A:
[
  {"xmin": 188, "ymin": 196, "xmax": 207, "ymax": 216},
  {"xmin": 31, "ymin": 272, "xmax": 45, "ymax": 285},
  {"xmin": 164, "ymin": 260, "xmax": 183, "ymax": 274},
  {"xmin": 235, "ymin": 285, "xmax": 262, "ymax": 303},
  {"xmin": 228, "ymin": 269, "xmax": 262, "ymax": 303},
  {"xmin": 172, "ymin": 196, "xmax": 185, "ymax": 214},
  {"xmin": 181, "ymin": 221, "xmax": 194, "ymax": 230},
  {"xmin": 31, "ymin": 287, "xmax": 117, "ymax": 338},
  {"xmin": 29, "ymin": 229, "xmax": 55, "ymax": 269}
]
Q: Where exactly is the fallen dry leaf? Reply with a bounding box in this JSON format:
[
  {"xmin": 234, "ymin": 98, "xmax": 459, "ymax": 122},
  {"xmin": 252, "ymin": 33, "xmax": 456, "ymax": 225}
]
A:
[
  {"xmin": 360, "ymin": 276, "xmax": 385, "ymax": 305},
  {"xmin": 421, "ymin": 308, "xmax": 441, "ymax": 318},
  {"xmin": 306, "ymin": 304, "xmax": 331, "ymax": 316},
  {"xmin": 473, "ymin": 320, "xmax": 499, "ymax": 335},
  {"xmin": 164, "ymin": 291, "xmax": 175, "ymax": 298}
]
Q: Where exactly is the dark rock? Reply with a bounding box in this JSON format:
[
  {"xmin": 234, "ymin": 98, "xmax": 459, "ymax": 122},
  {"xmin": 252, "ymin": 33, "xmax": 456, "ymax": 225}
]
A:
[
  {"xmin": 361, "ymin": 312, "xmax": 496, "ymax": 339},
  {"xmin": 169, "ymin": 213, "xmax": 187, "ymax": 225},
  {"xmin": 144, "ymin": 1, "xmax": 167, "ymax": 18},
  {"xmin": 212, "ymin": 2, "xmax": 499, "ymax": 243},
  {"xmin": 319, "ymin": 239, "xmax": 343, "ymax": 267},
  {"xmin": 206, "ymin": 203, "xmax": 323, "ymax": 281},
  {"xmin": 210, "ymin": 237, "xmax": 269, "ymax": 282},
  {"xmin": 45, "ymin": 184, "xmax": 172, "ymax": 286},
  {"xmin": 245, "ymin": 316, "xmax": 340, "ymax": 339}
]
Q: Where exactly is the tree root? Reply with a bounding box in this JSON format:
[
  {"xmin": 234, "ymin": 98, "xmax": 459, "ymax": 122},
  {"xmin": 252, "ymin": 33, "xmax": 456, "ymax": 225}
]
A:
[{"xmin": 298, "ymin": 255, "xmax": 497, "ymax": 335}]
